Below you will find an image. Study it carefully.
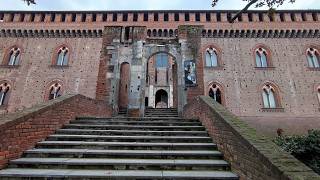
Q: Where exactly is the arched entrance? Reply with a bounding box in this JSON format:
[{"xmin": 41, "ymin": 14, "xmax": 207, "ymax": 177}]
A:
[
  {"xmin": 155, "ymin": 89, "xmax": 168, "ymax": 108},
  {"xmin": 145, "ymin": 52, "xmax": 178, "ymax": 108},
  {"xmin": 118, "ymin": 62, "xmax": 130, "ymax": 108}
]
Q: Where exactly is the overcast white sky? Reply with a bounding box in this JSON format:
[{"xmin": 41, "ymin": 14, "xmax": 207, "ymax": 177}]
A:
[{"xmin": 0, "ymin": 0, "xmax": 318, "ymax": 11}]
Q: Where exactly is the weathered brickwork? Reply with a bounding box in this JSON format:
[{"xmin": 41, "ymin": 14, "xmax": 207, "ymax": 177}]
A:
[
  {"xmin": 0, "ymin": 37, "xmax": 102, "ymax": 113},
  {"xmin": 0, "ymin": 94, "xmax": 111, "ymax": 169},
  {"xmin": 183, "ymin": 96, "xmax": 319, "ymax": 179},
  {"xmin": 0, "ymin": 10, "xmax": 319, "ymax": 135}
]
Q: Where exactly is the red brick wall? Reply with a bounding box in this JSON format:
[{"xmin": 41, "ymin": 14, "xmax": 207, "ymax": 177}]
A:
[
  {"xmin": 183, "ymin": 96, "xmax": 319, "ymax": 179},
  {"xmin": 0, "ymin": 94, "xmax": 111, "ymax": 169}
]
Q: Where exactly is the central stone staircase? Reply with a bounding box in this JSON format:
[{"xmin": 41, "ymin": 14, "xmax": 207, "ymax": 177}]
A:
[{"xmin": 0, "ymin": 108, "xmax": 238, "ymax": 179}]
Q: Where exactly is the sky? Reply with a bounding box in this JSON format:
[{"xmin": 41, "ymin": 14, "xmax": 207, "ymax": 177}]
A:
[{"xmin": 0, "ymin": 0, "xmax": 319, "ymax": 11}]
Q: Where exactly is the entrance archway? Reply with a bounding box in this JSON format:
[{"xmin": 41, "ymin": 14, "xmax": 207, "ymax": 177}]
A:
[
  {"xmin": 118, "ymin": 62, "xmax": 130, "ymax": 108},
  {"xmin": 145, "ymin": 52, "xmax": 178, "ymax": 108},
  {"xmin": 155, "ymin": 89, "xmax": 168, "ymax": 108}
]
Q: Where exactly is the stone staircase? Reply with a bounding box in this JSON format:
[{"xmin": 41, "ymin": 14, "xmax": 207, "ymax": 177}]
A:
[{"xmin": 0, "ymin": 109, "xmax": 238, "ymax": 179}]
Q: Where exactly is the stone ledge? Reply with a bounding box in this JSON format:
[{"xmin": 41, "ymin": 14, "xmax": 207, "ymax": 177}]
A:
[{"xmin": 183, "ymin": 96, "xmax": 319, "ymax": 179}]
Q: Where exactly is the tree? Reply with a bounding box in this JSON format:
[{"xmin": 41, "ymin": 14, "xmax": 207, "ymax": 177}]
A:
[
  {"xmin": 212, "ymin": 0, "xmax": 296, "ymax": 23},
  {"xmin": 23, "ymin": 0, "xmax": 36, "ymax": 5}
]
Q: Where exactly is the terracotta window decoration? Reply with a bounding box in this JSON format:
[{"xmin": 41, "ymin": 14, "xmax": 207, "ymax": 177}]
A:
[
  {"xmin": 7, "ymin": 47, "xmax": 21, "ymax": 66},
  {"xmin": 262, "ymin": 84, "xmax": 277, "ymax": 108},
  {"xmin": 205, "ymin": 47, "xmax": 218, "ymax": 67},
  {"xmin": 48, "ymin": 83, "xmax": 62, "ymax": 100},
  {"xmin": 0, "ymin": 83, "xmax": 10, "ymax": 106},
  {"xmin": 307, "ymin": 48, "xmax": 320, "ymax": 68},
  {"xmin": 56, "ymin": 47, "xmax": 69, "ymax": 66},
  {"xmin": 255, "ymin": 48, "xmax": 268, "ymax": 68},
  {"xmin": 156, "ymin": 53, "xmax": 168, "ymax": 68},
  {"xmin": 209, "ymin": 84, "xmax": 222, "ymax": 104}
]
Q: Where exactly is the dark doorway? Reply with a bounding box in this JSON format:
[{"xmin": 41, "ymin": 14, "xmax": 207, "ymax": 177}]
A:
[
  {"xmin": 155, "ymin": 89, "xmax": 168, "ymax": 108},
  {"xmin": 118, "ymin": 62, "xmax": 130, "ymax": 108}
]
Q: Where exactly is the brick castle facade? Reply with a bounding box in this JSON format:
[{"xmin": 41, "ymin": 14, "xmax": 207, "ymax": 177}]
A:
[{"xmin": 0, "ymin": 10, "xmax": 319, "ymax": 135}]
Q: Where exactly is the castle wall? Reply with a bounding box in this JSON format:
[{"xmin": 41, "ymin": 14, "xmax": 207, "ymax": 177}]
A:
[{"xmin": 0, "ymin": 37, "xmax": 102, "ymax": 113}]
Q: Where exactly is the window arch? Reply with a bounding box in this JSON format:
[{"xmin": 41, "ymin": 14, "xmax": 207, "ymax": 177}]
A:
[
  {"xmin": 262, "ymin": 83, "xmax": 280, "ymax": 108},
  {"xmin": 0, "ymin": 82, "xmax": 10, "ymax": 106},
  {"xmin": 306, "ymin": 47, "xmax": 320, "ymax": 68},
  {"xmin": 48, "ymin": 83, "xmax": 62, "ymax": 100},
  {"xmin": 55, "ymin": 46, "xmax": 69, "ymax": 66},
  {"xmin": 208, "ymin": 83, "xmax": 223, "ymax": 104},
  {"xmin": 5, "ymin": 47, "xmax": 21, "ymax": 66},
  {"xmin": 205, "ymin": 47, "xmax": 218, "ymax": 67},
  {"xmin": 255, "ymin": 47, "xmax": 269, "ymax": 68}
]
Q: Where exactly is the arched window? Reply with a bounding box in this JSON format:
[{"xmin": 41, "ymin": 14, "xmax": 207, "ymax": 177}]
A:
[
  {"xmin": 7, "ymin": 47, "xmax": 21, "ymax": 66},
  {"xmin": 255, "ymin": 48, "xmax": 268, "ymax": 68},
  {"xmin": 209, "ymin": 84, "xmax": 222, "ymax": 104},
  {"xmin": 0, "ymin": 83, "xmax": 10, "ymax": 106},
  {"xmin": 262, "ymin": 84, "xmax": 279, "ymax": 108},
  {"xmin": 56, "ymin": 47, "xmax": 69, "ymax": 66},
  {"xmin": 48, "ymin": 83, "xmax": 62, "ymax": 100},
  {"xmin": 205, "ymin": 47, "xmax": 218, "ymax": 67},
  {"xmin": 307, "ymin": 48, "xmax": 320, "ymax": 68}
]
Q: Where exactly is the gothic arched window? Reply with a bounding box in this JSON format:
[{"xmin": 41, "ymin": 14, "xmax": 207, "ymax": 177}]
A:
[
  {"xmin": 307, "ymin": 48, "xmax": 320, "ymax": 68},
  {"xmin": 205, "ymin": 47, "xmax": 218, "ymax": 67},
  {"xmin": 0, "ymin": 83, "xmax": 10, "ymax": 106},
  {"xmin": 262, "ymin": 84, "xmax": 279, "ymax": 108},
  {"xmin": 56, "ymin": 47, "xmax": 69, "ymax": 66},
  {"xmin": 48, "ymin": 83, "xmax": 62, "ymax": 100},
  {"xmin": 7, "ymin": 47, "xmax": 21, "ymax": 66},
  {"xmin": 255, "ymin": 48, "xmax": 269, "ymax": 68},
  {"xmin": 209, "ymin": 83, "xmax": 222, "ymax": 104}
]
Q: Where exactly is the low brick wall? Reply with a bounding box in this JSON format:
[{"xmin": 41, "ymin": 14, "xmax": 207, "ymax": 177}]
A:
[
  {"xmin": 183, "ymin": 96, "xmax": 319, "ymax": 180},
  {"xmin": 0, "ymin": 94, "xmax": 111, "ymax": 169}
]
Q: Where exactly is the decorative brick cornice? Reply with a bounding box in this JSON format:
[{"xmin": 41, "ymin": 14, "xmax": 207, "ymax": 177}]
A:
[
  {"xmin": 202, "ymin": 29, "xmax": 320, "ymax": 38},
  {"xmin": 0, "ymin": 28, "xmax": 103, "ymax": 38}
]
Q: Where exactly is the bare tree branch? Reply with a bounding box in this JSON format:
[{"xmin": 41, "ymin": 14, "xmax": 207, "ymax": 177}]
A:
[
  {"xmin": 229, "ymin": 0, "xmax": 258, "ymax": 23},
  {"xmin": 23, "ymin": 0, "xmax": 36, "ymax": 5}
]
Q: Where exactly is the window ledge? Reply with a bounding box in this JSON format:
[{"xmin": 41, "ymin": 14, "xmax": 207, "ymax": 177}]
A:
[
  {"xmin": 0, "ymin": 65, "xmax": 20, "ymax": 68},
  {"xmin": 307, "ymin": 67, "xmax": 320, "ymax": 71},
  {"xmin": 255, "ymin": 67, "xmax": 275, "ymax": 70},
  {"xmin": 50, "ymin": 65, "xmax": 70, "ymax": 68},
  {"xmin": 261, "ymin": 108, "xmax": 284, "ymax": 112}
]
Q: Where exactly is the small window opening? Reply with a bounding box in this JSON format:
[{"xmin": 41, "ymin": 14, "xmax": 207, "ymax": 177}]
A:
[
  {"xmin": 195, "ymin": 13, "xmax": 200, "ymax": 21},
  {"xmin": 206, "ymin": 13, "xmax": 211, "ymax": 21},
  {"xmin": 113, "ymin": 13, "xmax": 117, "ymax": 22},
  {"xmin": 164, "ymin": 13, "xmax": 169, "ymax": 21},
  {"xmin": 154, "ymin": 13, "xmax": 159, "ymax": 21},
  {"xmin": 185, "ymin": 13, "xmax": 190, "ymax": 21},
  {"xmin": 174, "ymin": 13, "xmax": 179, "ymax": 21},
  {"xmin": 143, "ymin": 13, "xmax": 148, "ymax": 21},
  {"xmin": 133, "ymin": 13, "xmax": 138, "ymax": 21},
  {"xmin": 123, "ymin": 13, "xmax": 128, "ymax": 21}
]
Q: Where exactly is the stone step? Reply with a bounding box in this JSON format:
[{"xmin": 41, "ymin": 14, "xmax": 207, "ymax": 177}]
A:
[
  {"xmin": 47, "ymin": 134, "xmax": 212, "ymax": 143},
  {"xmin": 56, "ymin": 129, "xmax": 208, "ymax": 136},
  {"xmin": 36, "ymin": 141, "xmax": 216, "ymax": 150},
  {"xmin": 71, "ymin": 120, "xmax": 202, "ymax": 126},
  {"xmin": 0, "ymin": 169, "xmax": 239, "ymax": 179},
  {"xmin": 76, "ymin": 117, "xmax": 198, "ymax": 122},
  {"xmin": 10, "ymin": 158, "xmax": 230, "ymax": 171},
  {"xmin": 24, "ymin": 149, "xmax": 224, "ymax": 159},
  {"xmin": 63, "ymin": 124, "xmax": 205, "ymax": 131}
]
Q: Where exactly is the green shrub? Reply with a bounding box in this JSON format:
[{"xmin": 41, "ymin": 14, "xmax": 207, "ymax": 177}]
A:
[{"xmin": 274, "ymin": 130, "xmax": 320, "ymax": 175}]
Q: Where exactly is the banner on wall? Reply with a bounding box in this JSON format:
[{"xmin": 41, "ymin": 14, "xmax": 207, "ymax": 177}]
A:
[{"xmin": 184, "ymin": 60, "xmax": 197, "ymax": 86}]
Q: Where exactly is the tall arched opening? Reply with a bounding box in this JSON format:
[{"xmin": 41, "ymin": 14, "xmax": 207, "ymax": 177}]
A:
[
  {"xmin": 118, "ymin": 62, "xmax": 130, "ymax": 109},
  {"xmin": 145, "ymin": 52, "xmax": 178, "ymax": 108}
]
